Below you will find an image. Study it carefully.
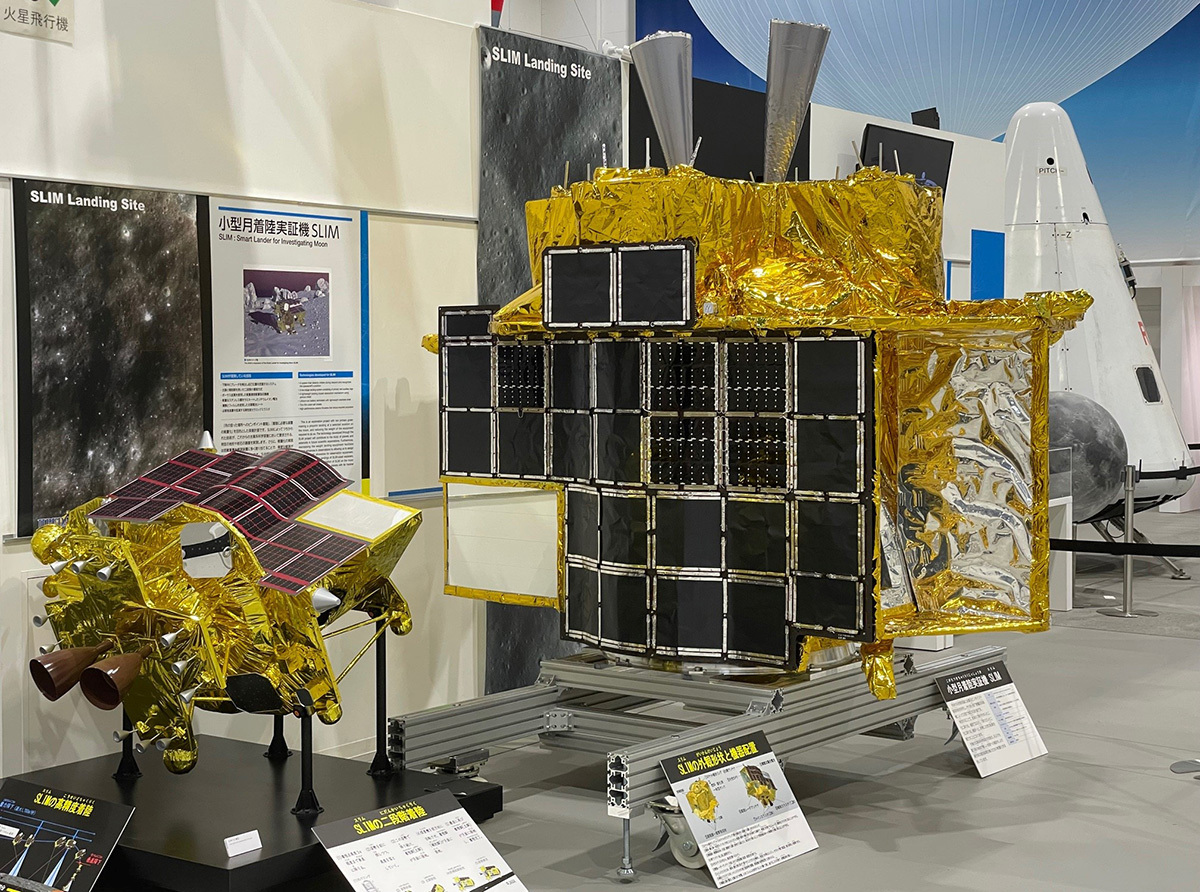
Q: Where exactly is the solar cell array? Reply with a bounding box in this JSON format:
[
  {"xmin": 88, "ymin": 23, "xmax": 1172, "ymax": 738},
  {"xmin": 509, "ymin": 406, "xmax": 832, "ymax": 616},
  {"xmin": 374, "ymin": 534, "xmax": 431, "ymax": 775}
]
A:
[
  {"xmin": 89, "ymin": 448, "xmax": 362, "ymax": 593},
  {"xmin": 439, "ymin": 305, "xmax": 878, "ymax": 668}
]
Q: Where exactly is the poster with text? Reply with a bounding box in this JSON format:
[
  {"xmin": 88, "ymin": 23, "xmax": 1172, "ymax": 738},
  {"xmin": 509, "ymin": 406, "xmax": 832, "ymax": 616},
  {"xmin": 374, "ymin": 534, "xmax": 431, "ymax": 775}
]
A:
[
  {"xmin": 0, "ymin": 0, "xmax": 74, "ymax": 45},
  {"xmin": 661, "ymin": 732, "xmax": 817, "ymax": 888},
  {"xmin": 0, "ymin": 778, "xmax": 133, "ymax": 892},
  {"xmin": 314, "ymin": 790, "xmax": 527, "ymax": 892},
  {"xmin": 12, "ymin": 179, "xmax": 206, "ymax": 536},
  {"xmin": 208, "ymin": 199, "xmax": 367, "ymax": 485}
]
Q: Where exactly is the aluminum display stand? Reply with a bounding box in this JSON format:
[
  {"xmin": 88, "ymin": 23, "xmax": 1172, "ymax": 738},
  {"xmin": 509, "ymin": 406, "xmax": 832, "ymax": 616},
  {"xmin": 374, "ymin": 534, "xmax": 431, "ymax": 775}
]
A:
[{"xmin": 390, "ymin": 644, "xmax": 1006, "ymax": 873}]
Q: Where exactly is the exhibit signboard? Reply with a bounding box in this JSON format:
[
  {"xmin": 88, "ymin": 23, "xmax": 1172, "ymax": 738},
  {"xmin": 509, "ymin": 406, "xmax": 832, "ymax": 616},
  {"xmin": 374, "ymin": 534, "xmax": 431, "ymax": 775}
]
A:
[
  {"xmin": 207, "ymin": 199, "xmax": 367, "ymax": 487},
  {"xmin": 12, "ymin": 178, "xmax": 207, "ymax": 537},
  {"xmin": 314, "ymin": 790, "xmax": 526, "ymax": 892},
  {"xmin": 0, "ymin": 0, "xmax": 74, "ymax": 45},
  {"xmin": 660, "ymin": 732, "xmax": 817, "ymax": 887},
  {"xmin": 936, "ymin": 661, "xmax": 1047, "ymax": 777},
  {"xmin": 0, "ymin": 778, "xmax": 133, "ymax": 892}
]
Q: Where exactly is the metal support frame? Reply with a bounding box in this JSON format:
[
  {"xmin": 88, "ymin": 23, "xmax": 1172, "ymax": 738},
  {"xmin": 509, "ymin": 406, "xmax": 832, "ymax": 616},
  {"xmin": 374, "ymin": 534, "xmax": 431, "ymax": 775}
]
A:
[
  {"xmin": 1100, "ymin": 465, "xmax": 1159, "ymax": 618},
  {"xmin": 112, "ymin": 711, "xmax": 141, "ymax": 782},
  {"xmin": 367, "ymin": 619, "xmax": 395, "ymax": 778},
  {"xmin": 291, "ymin": 711, "xmax": 323, "ymax": 818},
  {"xmin": 390, "ymin": 645, "xmax": 1006, "ymax": 871}
]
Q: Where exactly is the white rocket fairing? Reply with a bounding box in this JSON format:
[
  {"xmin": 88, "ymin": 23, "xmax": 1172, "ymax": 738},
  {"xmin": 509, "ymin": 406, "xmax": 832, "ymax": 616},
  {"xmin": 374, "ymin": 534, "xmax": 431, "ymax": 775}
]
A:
[{"xmin": 1004, "ymin": 101, "xmax": 1193, "ymax": 514}]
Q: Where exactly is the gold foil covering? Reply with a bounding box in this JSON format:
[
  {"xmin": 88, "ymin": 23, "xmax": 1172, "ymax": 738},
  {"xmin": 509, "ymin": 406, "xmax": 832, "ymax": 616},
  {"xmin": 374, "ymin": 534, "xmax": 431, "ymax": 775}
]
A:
[
  {"xmin": 472, "ymin": 166, "xmax": 1091, "ymax": 699},
  {"xmin": 33, "ymin": 493, "xmax": 420, "ymax": 772}
]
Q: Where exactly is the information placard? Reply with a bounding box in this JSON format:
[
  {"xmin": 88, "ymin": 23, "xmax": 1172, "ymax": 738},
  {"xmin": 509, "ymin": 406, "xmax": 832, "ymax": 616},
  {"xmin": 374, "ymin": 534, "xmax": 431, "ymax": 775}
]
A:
[
  {"xmin": 660, "ymin": 731, "xmax": 817, "ymax": 888},
  {"xmin": 313, "ymin": 790, "xmax": 526, "ymax": 892},
  {"xmin": 0, "ymin": 779, "xmax": 133, "ymax": 892},
  {"xmin": 936, "ymin": 660, "xmax": 1047, "ymax": 777},
  {"xmin": 208, "ymin": 198, "xmax": 367, "ymax": 486}
]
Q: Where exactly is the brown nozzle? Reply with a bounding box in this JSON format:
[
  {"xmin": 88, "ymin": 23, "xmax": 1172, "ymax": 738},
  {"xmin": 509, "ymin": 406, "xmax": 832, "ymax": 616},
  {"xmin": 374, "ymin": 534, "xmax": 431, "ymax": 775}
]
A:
[
  {"xmin": 29, "ymin": 640, "xmax": 113, "ymax": 702},
  {"xmin": 79, "ymin": 645, "xmax": 152, "ymax": 711}
]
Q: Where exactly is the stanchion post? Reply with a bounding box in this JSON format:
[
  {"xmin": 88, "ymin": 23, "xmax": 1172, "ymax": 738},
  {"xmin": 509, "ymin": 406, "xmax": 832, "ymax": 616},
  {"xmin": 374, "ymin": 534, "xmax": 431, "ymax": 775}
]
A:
[{"xmin": 1100, "ymin": 464, "xmax": 1158, "ymax": 619}]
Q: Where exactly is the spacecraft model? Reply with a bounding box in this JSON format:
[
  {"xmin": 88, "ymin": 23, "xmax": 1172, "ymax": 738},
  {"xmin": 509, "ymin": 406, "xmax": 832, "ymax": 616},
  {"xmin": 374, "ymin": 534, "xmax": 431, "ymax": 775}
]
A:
[
  {"xmin": 29, "ymin": 446, "xmax": 420, "ymax": 774},
  {"xmin": 432, "ymin": 24, "xmax": 1090, "ymax": 696},
  {"xmin": 1004, "ymin": 101, "xmax": 1194, "ymax": 520},
  {"xmin": 740, "ymin": 764, "xmax": 777, "ymax": 807}
]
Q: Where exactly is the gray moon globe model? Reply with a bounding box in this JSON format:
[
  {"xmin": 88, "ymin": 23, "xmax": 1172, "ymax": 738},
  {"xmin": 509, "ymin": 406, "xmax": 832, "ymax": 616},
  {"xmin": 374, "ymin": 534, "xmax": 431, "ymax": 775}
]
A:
[{"xmin": 1048, "ymin": 391, "xmax": 1128, "ymax": 522}]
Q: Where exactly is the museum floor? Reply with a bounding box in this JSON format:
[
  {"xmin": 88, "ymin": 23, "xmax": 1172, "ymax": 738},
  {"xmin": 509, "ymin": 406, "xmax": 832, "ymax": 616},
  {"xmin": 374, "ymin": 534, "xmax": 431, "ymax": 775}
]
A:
[{"xmin": 378, "ymin": 510, "xmax": 1200, "ymax": 892}]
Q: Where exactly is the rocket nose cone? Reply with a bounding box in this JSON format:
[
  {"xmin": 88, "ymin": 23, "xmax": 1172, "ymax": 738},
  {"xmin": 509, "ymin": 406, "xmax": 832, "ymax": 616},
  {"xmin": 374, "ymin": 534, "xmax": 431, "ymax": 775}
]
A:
[{"xmin": 1004, "ymin": 100, "xmax": 1105, "ymax": 227}]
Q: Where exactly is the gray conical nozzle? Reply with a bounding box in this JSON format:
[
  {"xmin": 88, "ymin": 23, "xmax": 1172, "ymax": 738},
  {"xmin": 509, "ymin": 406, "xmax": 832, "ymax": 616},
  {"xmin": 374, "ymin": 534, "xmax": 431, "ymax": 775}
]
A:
[
  {"xmin": 763, "ymin": 20, "xmax": 830, "ymax": 182},
  {"xmin": 629, "ymin": 31, "xmax": 693, "ymax": 169}
]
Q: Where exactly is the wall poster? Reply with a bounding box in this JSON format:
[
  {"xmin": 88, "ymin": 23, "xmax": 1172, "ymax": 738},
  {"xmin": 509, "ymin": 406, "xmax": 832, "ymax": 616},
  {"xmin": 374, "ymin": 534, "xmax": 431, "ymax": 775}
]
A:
[
  {"xmin": 12, "ymin": 179, "xmax": 207, "ymax": 537},
  {"xmin": 476, "ymin": 27, "xmax": 622, "ymax": 693},
  {"xmin": 11, "ymin": 182, "xmax": 369, "ymax": 538},
  {"xmin": 207, "ymin": 199, "xmax": 368, "ymax": 489}
]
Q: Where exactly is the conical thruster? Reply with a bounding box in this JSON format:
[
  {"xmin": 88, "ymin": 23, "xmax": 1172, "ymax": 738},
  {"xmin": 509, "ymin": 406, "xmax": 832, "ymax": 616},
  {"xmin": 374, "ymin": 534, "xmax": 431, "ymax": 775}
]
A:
[
  {"xmin": 763, "ymin": 20, "xmax": 830, "ymax": 182},
  {"xmin": 629, "ymin": 31, "xmax": 693, "ymax": 169}
]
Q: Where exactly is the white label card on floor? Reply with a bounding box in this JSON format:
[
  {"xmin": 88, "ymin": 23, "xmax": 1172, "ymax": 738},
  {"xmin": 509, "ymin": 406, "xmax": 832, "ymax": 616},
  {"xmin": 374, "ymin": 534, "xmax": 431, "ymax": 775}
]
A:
[
  {"xmin": 660, "ymin": 731, "xmax": 817, "ymax": 888},
  {"xmin": 312, "ymin": 789, "xmax": 527, "ymax": 892},
  {"xmin": 936, "ymin": 660, "xmax": 1047, "ymax": 778}
]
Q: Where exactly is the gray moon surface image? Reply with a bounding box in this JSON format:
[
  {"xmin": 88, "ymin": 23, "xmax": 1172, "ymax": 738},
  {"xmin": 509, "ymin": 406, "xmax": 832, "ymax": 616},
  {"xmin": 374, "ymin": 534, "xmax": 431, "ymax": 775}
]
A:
[
  {"xmin": 19, "ymin": 180, "xmax": 204, "ymax": 527},
  {"xmin": 1048, "ymin": 391, "xmax": 1127, "ymax": 522},
  {"xmin": 477, "ymin": 27, "xmax": 622, "ymax": 307}
]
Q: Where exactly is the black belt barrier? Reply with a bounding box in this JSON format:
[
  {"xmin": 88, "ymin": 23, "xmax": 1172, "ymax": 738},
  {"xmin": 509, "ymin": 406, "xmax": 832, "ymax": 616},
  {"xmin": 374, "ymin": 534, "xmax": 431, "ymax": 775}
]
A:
[{"xmin": 1049, "ymin": 538, "xmax": 1200, "ymax": 559}]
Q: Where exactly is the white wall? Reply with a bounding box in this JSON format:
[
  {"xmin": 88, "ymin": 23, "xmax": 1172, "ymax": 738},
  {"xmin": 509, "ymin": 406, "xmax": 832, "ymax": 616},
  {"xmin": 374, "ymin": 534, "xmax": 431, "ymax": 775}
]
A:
[
  {"xmin": 1140, "ymin": 262, "xmax": 1200, "ymax": 513},
  {"xmin": 0, "ymin": 0, "xmax": 488, "ymax": 774},
  {"xmin": 809, "ymin": 104, "xmax": 1006, "ymax": 272}
]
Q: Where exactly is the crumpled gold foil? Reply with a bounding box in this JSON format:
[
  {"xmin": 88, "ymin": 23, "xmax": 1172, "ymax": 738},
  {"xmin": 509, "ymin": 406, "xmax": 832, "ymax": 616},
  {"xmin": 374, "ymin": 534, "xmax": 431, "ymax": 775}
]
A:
[
  {"xmin": 860, "ymin": 642, "xmax": 897, "ymax": 700},
  {"xmin": 33, "ymin": 492, "xmax": 420, "ymax": 772},
  {"xmin": 475, "ymin": 165, "xmax": 1093, "ymax": 699}
]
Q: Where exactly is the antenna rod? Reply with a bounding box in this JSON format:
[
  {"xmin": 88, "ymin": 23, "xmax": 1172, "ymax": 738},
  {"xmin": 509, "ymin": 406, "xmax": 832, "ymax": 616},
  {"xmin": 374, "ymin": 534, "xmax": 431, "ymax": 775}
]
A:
[
  {"xmin": 563, "ymin": 161, "xmax": 569, "ymax": 189},
  {"xmin": 689, "ymin": 135, "xmax": 703, "ymax": 167},
  {"xmin": 645, "ymin": 137, "xmax": 651, "ymax": 169},
  {"xmin": 894, "ymin": 149, "xmax": 901, "ymax": 173}
]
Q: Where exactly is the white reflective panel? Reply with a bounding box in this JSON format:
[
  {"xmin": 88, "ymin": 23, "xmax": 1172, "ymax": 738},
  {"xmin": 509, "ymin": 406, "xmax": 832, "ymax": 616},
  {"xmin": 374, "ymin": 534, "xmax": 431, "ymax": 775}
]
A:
[
  {"xmin": 299, "ymin": 490, "xmax": 418, "ymax": 542},
  {"xmin": 446, "ymin": 483, "xmax": 559, "ymax": 601}
]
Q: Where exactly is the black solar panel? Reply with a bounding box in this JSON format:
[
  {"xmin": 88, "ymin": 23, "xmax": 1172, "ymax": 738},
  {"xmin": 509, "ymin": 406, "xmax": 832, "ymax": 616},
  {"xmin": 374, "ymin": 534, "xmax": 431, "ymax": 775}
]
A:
[
  {"xmin": 175, "ymin": 450, "xmax": 220, "ymax": 469},
  {"xmin": 295, "ymin": 464, "xmax": 345, "ymax": 500},
  {"xmin": 179, "ymin": 469, "xmax": 227, "ymax": 495},
  {"xmin": 307, "ymin": 535, "xmax": 365, "ymax": 563},
  {"xmin": 117, "ymin": 500, "xmax": 176, "ymax": 521},
  {"xmin": 275, "ymin": 553, "xmax": 339, "ymax": 586},
  {"xmin": 91, "ymin": 497, "xmax": 150, "ymax": 520},
  {"xmin": 202, "ymin": 490, "xmax": 257, "ymax": 520},
  {"xmin": 110, "ymin": 479, "xmax": 167, "ymax": 500},
  {"xmin": 262, "ymin": 481, "xmax": 312, "ymax": 518},
  {"xmin": 237, "ymin": 506, "xmax": 283, "ymax": 539},
  {"xmin": 262, "ymin": 450, "xmax": 317, "ymax": 475},
  {"xmin": 270, "ymin": 523, "xmax": 328, "ymax": 552},
  {"xmin": 261, "ymin": 574, "xmax": 308, "ymax": 593},
  {"xmin": 251, "ymin": 542, "xmax": 302, "ymax": 573},
  {"xmin": 209, "ymin": 450, "xmax": 259, "ymax": 473},
  {"xmin": 143, "ymin": 462, "xmax": 196, "ymax": 486},
  {"xmin": 231, "ymin": 468, "xmax": 288, "ymax": 492}
]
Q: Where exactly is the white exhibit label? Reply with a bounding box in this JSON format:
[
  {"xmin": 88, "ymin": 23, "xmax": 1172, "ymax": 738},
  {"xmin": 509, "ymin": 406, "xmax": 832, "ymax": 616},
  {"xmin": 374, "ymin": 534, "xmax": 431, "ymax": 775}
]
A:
[
  {"xmin": 936, "ymin": 660, "xmax": 1047, "ymax": 778},
  {"xmin": 0, "ymin": 0, "xmax": 74, "ymax": 44},
  {"xmin": 208, "ymin": 199, "xmax": 365, "ymax": 485},
  {"xmin": 313, "ymin": 790, "xmax": 528, "ymax": 892},
  {"xmin": 223, "ymin": 828, "xmax": 263, "ymax": 858},
  {"xmin": 660, "ymin": 731, "xmax": 817, "ymax": 888}
]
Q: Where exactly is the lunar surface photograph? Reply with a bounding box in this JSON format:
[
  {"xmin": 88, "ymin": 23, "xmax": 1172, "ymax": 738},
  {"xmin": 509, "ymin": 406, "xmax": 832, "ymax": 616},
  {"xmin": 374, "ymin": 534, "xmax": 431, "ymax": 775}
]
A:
[
  {"xmin": 14, "ymin": 179, "xmax": 205, "ymax": 535},
  {"xmin": 242, "ymin": 268, "xmax": 331, "ymax": 358}
]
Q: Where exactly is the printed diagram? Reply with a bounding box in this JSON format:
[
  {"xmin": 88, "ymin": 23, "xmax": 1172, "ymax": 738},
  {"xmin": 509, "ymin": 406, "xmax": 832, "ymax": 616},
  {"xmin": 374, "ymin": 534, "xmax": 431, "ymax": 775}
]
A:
[
  {"xmin": 0, "ymin": 818, "xmax": 98, "ymax": 892},
  {"xmin": 243, "ymin": 269, "xmax": 331, "ymax": 358},
  {"xmin": 686, "ymin": 780, "xmax": 718, "ymax": 823},
  {"xmin": 480, "ymin": 865, "xmax": 501, "ymax": 878},
  {"xmin": 740, "ymin": 764, "xmax": 778, "ymax": 807},
  {"xmin": 452, "ymin": 877, "xmax": 475, "ymax": 890}
]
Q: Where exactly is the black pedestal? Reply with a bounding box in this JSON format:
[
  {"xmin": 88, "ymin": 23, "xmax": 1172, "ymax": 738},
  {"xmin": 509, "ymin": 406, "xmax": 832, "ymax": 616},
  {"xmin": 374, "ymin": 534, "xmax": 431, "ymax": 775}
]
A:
[{"xmin": 14, "ymin": 735, "xmax": 502, "ymax": 892}]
